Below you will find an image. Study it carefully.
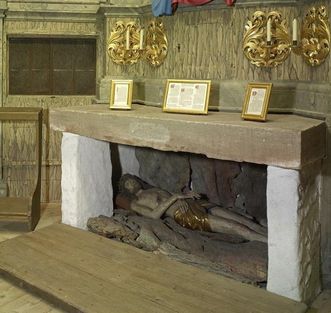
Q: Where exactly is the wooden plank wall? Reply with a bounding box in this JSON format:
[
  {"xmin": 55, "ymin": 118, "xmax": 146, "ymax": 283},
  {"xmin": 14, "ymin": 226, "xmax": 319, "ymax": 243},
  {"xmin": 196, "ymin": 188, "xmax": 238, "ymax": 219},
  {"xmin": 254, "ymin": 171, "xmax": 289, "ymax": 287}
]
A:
[
  {"xmin": 2, "ymin": 1, "xmax": 330, "ymax": 202},
  {"xmin": 106, "ymin": 0, "xmax": 331, "ymax": 288},
  {"xmin": 2, "ymin": 16, "xmax": 99, "ymax": 203},
  {"xmin": 3, "ymin": 97, "xmax": 94, "ymax": 202},
  {"xmin": 106, "ymin": 2, "xmax": 330, "ymax": 83}
]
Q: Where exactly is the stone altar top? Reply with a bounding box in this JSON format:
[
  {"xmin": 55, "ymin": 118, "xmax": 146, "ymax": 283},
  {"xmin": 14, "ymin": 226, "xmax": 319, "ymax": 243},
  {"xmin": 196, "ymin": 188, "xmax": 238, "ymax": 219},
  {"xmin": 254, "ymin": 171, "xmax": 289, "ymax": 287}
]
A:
[{"xmin": 50, "ymin": 104, "xmax": 326, "ymax": 169}]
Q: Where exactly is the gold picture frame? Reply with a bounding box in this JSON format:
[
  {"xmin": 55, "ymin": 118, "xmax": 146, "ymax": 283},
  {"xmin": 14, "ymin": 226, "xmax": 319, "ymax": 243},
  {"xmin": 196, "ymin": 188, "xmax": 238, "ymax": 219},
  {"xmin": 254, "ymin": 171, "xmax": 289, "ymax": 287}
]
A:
[
  {"xmin": 241, "ymin": 83, "xmax": 272, "ymax": 121},
  {"xmin": 110, "ymin": 80, "xmax": 133, "ymax": 110},
  {"xmin": 162, "ymin": 79, "xmax": 211, "ymax": 114}
]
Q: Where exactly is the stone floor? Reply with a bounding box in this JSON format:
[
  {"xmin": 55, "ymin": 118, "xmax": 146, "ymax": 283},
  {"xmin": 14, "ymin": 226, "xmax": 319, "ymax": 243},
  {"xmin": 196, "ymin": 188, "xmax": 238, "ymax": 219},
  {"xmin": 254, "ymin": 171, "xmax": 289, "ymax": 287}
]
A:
[{"xmin": 0, "ymin": 203, "xmax": 330, "ymax": 313}]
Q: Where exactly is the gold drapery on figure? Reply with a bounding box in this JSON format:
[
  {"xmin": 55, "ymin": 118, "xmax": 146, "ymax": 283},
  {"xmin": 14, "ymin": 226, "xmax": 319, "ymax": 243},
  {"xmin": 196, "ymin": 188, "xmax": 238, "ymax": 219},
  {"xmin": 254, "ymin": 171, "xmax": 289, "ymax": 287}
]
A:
[{"xmin": 173, "ymin": 199, "xmax": 211, "ymax": 232}]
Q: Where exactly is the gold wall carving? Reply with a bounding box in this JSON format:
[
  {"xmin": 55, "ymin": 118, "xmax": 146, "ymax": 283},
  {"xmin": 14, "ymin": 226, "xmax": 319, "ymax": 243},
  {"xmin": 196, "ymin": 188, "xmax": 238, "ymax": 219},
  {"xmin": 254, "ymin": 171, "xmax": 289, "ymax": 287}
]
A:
[
  {"xmin": 294, "ymin": 6, "xmax": 330, "ymax": 66},
  {"xmin": 243, "ymin": 6, "xmax": 330, "ymax": 68},
  {"xmin": 243, "ymin": 11, "xmax": 291, "ymax": 68},
  {"xmin": 106, "ymin": 5, "xmax": 331, "ymax": 83},
  {"xmin": 107, "ymin": 19, "xmax": 168, "ymax": 67},
  {"xmin": 145, "ymin": 20, "xmax": 168, "ymax": 67},
  {"xmin": 107, "ymin": 21, "xmax": 141, "ymax": 65}
]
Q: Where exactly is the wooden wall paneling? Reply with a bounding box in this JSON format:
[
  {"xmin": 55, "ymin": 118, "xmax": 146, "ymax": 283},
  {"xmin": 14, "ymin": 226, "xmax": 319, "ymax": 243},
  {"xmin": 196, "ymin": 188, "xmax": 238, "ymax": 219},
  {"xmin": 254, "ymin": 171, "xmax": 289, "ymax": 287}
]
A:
[
  {"xmin": 2, "ymin": 1, "xmax": 330, "ymax": 202},
  {"xmin": 0, "ymin": 107, "xmax": 42, "ymax": 230},
  {"xmin": 106, "ymin": 4, "xmax": 330, "ymax": 83},
  {"xmin": 3, "ymin": 97, "xmax": 93, "ymax": 202},
  {"xmin": 2, "ymin": 15, "xmax": 98, "ymax": 203}
]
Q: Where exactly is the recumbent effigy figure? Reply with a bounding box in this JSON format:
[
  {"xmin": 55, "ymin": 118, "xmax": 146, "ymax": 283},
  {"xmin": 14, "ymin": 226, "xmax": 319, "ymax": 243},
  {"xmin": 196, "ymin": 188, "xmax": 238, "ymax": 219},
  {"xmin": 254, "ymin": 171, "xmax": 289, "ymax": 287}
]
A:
[{"xmin": 116, "ymin": 174, "xmax": 267, "ymax": 243}]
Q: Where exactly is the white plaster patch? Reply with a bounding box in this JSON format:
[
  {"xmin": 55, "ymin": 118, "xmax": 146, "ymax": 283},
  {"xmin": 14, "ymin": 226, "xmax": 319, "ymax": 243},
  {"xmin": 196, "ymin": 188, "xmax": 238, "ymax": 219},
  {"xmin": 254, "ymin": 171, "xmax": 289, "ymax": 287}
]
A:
[{"xmin": 61, "ymin": 132, "xmax": 113, "ymax": 229}]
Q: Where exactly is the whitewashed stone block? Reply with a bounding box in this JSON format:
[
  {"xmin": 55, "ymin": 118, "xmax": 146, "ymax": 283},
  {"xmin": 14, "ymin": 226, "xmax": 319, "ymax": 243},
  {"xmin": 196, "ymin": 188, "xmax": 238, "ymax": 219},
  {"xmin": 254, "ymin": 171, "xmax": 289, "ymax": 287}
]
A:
[
  {"xmin": 267, "ymin": 164, "xmax": 321, "ymax": 303},
  {"xmin": 61, "ymin": 132, "xmax": 113, "ymax": 229}
]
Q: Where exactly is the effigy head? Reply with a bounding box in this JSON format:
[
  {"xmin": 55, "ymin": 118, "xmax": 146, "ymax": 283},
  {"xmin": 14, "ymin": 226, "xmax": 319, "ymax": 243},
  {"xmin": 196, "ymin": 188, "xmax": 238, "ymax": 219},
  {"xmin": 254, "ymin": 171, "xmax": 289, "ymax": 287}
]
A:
[{"xmin": 119, "ymin": 174, "xmax": 143, "ymax": 195}]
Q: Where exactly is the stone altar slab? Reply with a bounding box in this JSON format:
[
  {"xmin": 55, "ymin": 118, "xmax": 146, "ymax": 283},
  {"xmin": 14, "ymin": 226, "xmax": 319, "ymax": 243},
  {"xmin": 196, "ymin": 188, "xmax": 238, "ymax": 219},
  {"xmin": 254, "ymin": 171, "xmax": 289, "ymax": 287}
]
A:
[{"xmin": 50, "ymin": 104, "xmax": 326, "ymax": 169}]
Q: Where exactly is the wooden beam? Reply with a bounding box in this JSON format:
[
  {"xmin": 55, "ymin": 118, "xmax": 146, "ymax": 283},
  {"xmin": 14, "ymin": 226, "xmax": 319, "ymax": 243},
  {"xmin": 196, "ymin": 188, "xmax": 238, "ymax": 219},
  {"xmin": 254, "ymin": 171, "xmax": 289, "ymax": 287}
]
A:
[{"xmin": 0, "ymin": 108, "xmax": 42, "ymax": 121}]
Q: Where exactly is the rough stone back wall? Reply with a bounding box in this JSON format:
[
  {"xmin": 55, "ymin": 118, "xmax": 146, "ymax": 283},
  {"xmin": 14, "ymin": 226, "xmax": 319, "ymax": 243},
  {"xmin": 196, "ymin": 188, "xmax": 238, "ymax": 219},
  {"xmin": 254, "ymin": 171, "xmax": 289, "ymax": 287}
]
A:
[{"xmin": 134, "ymin": 147, "xmax": 267, "ymax": 223}]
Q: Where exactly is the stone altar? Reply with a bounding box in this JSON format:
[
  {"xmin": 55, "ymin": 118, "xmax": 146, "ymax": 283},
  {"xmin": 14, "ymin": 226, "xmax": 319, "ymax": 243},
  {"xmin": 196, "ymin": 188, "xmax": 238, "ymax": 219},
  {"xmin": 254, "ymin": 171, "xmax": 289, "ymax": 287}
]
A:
[{"xmin": 50, "ymin": 104, "xmax": 326, "ymax": 304}]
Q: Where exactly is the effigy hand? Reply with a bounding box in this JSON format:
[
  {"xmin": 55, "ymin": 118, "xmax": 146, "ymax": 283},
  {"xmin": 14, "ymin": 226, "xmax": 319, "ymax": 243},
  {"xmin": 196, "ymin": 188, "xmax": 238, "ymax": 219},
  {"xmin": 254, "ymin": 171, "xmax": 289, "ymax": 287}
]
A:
[
  {"xmin": 178, "ymin": 191, "xmax": 201, "ymax": 200},
  {"xmin": 176, "ymin": 199, "xmax": 190, "ymax": 214}
]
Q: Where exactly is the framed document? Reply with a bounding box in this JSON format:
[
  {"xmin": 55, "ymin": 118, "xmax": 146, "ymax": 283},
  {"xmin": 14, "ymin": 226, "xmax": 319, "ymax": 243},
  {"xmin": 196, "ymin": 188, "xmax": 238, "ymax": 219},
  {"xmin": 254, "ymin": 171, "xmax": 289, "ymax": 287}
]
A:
[
  {"xmin": 241, "ymin": 83, "xmax": 272, "ymax": 121},
  {"xmin": 110, "ymin": 80, "xmax": 133, "ymax": 110},
  {"xmin": 163, "ymin": 79, "xmax": 211, "ymax": 114}
]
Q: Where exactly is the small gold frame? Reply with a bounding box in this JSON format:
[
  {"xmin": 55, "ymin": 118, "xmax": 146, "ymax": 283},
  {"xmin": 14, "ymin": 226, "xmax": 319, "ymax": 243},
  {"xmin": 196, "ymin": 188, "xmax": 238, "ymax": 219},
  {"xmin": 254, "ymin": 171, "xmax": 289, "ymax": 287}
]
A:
[
  {"xmin": 110, "ymin": 80, "xmax": 133, "ymax": 110},
  {"xmin": 162, "ymin": 79, "xmax": 211, "ymax": 115},
  {"xmin": 241, "ymin": 83, "xmax": 272, "ymax": 121}
]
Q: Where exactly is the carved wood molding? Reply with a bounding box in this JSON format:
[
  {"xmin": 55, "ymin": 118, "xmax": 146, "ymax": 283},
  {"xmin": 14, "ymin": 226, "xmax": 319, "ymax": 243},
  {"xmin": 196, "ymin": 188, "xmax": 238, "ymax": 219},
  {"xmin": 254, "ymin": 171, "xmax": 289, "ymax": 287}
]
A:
[
  {"xmin": 96, "ymin": 0, "xmax": 302, "ymax": 17},
  {"xmin": 6, "ymin": 0, "xmax": 101, "ymax": 14},
  {"xmin": 1, "ymin": 0, "xmax": 309, "ymax": 19},
  {"xmin": 5, "ymin": 20, "xmax": 97, "ymax": 35}
]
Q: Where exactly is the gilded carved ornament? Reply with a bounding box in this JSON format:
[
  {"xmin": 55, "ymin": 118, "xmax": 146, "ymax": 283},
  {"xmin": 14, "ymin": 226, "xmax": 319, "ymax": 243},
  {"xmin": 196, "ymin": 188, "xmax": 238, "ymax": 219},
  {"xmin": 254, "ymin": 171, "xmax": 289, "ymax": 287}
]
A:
[
  {"xmin": 144, "ymin": 20, "xmax": 168, "ymax": 67},
  {"xmin": 243, "ymin": 6, "xmax": 330, "ymax": 68},
  {"xmin": 243, "ymin": 11, "xmax": 291, "ymax": 68},
  {"xmin": 107, "ymin": 21, "xmax": 141, "ymax": 65},
  {"xmin": 293, "ymin": 6, "xmax": 330, "ymax": 66},
  {"xmin": 107, "ymin": 19, "xmax": 168, "ymax": 67}
]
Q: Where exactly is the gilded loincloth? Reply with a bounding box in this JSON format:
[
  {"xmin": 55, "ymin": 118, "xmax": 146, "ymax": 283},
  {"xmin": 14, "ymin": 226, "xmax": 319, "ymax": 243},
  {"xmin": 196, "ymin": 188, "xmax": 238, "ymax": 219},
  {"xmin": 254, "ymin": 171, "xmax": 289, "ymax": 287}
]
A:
[{"xmin": 173, "ymin": 199, "xmax": 211, "ymax": 232}]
